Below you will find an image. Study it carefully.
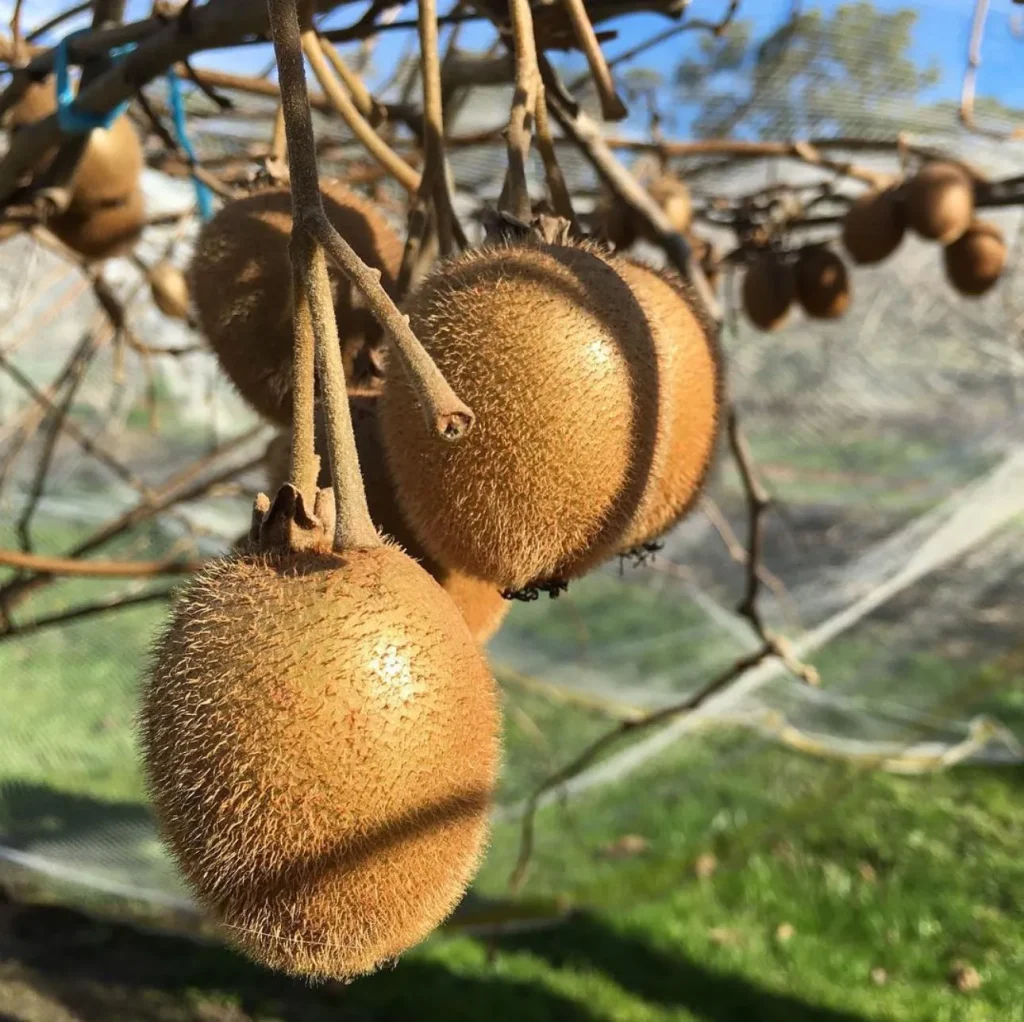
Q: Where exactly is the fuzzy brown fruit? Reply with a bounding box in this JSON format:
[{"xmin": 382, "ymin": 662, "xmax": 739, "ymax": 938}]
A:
[
  {"xmin": 794, "ymin": 247, "xmax": 851, "ymax": 320},
  {"xmin": 141, "ymin": 544, "xmax": 500, "ymax": 980},
  {"xmin": 943, "ymin": 220, "xmax": 1006, "ymax": 297},
  {"xmin": 607, "ymin": 259, "xmax": 722, "ymax": 550},
  {"xmin": 5, "ymin": 78, "xmax": 144, "ymax": 260},
  {"xmin": 841, "ymin": 187, "xmax": 906, "ymax": 265},
  {"xmin": 189, "ymin": 183, "xmax": 403, "ymax": 424},
  {"xmin": 904, "ymin": 162, "xmax": 974, "ymax": 245},
  {"xmin": 149, "ymin": 261, "xmax": 191, "ymax": 321},
  {"xmin": 742, "ymin": 252, "xmax": 795, "ymax": 332},
  {"xmin": 263, "ymin": 402, "xmax": 510, "ymax": 645},
  {"xmin": 595, "ymin": 174, "xmax": 692, "ymax": 251},
  {"xmin": 380, "ymin": 241, "xmax": 658, "ymax": 591}
]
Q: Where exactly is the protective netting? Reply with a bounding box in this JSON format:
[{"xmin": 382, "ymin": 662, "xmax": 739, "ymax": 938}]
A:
[{"xmin": 1, "ymin": 0, "xmax": 1023, "ymax": 915}]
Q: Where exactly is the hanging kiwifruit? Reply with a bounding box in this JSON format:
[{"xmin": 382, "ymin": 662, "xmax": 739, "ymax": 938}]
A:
[
  {"xmin": 841, "ymin": 186, "xmax": 906, "ymax": 265},
  {"xmin": 594, "ymin": 173, "xmax": 692, "ymax": 251},
  {"xmin": 263, "ymin": 403, "xmax": 510, "ymax": 645},
  {"xmin": 904, "ymin": 162, "xmax": 974, "ymax": 245},
  {"xmin": 605, "ymin": 258, "xmax": 722, "ymax": 551},
  {"xmin": 5, "ymin": 76, "xmax": 145, "ymax": 260},
  {"xmin": 943, "ymin": 219, "xmax": 1006, "ymax": 297},
  {"xmin": 742, "ymin": 251, "xmax": 795, "ymax": 331},
  {"xmin": 794, "ymin": 246, "xmax": 851, "ymax": 320},
  {"xmin": 379, "ymin": 237, "xmax": 659, "ymax": 591},
  {"xmin": 189, "ymin": 183, "xmax": 402, "ymax": 425},
  {"xmin": 148, "ymin": 261, "xmax": 191, "ymax": 321}
]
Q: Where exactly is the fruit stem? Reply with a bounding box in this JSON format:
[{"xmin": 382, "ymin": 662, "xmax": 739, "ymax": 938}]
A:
[
  {"xmin": 268, "ymin": 0, "xmax": 379, "ymax": 551},
  {"xmin": 498, "ymin": 0, "xmax": 540, "ymax": 223},
  {"xmin": 557, "ymin": 0, "xmax": 628, "ymax": 122}
]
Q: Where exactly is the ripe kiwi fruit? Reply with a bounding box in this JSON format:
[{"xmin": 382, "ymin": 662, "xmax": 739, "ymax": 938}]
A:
[
  {"xmin": 189, "ymin": 182, "xmax": 403, "ymax": 425},
  {"xmin": 379, "ymin": 238, "xmax": 659, "ymax": 591},
  {"xmin": 841, "ymin": 187, "xmax": 906, "ymax": 265},
  {"xmin": 943, "ymin": 219, "xmax": 1006, "ymax": 297},
  {"xmin": 605, "ymin": 258, "xmax": 722, "ymax": 550},
  {"xmin": 794, "ymin": 246, "xmax": 851, "ymax": 320},
  {"xmin": 148, "ymin": 260, "xmax": 192, "ymax": 321},
  {"xmin": 594, "ymin": 174, "xmax": 692, "ymax": 251},
  {"xmin": 141, "ymin": 536, "xmax": 500, "ymax": 980},
  {"xmin": 263, "ymin": 401, "xmax": 510, "ymax": 645},
  {"xmin": 904, "ymin": 162, "xmax": 974, "ymax": 244},
  {"xmin": 5, "ymin": 76, "xmax": 145, "ymax": 260},
  {"xmin": 742, "ymin": 251, "xmax": 795, "ymax": 331}
]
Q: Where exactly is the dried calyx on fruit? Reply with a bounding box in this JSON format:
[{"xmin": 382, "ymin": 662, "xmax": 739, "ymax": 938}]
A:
[
  {"xmin": 261, "ymin": 400, "xmax": 510, "ymax": 646},
  {"xmin": 742, "ymin": 250, "xmax": 795, "ymax": 332},
  {"xmin": 3, "ymin": 77, "xmax": 145, "ymax": 261},
  {"xmin": 904, "ymin": 162, "xmax": 974, "ymax": 245},
  {"xmin": 189, "ymin": 182, "xmax": 403, "ymax": 424},
  {"xmin": 380, "ymin": 213, "xmax": 664, "ymax": 592},
  {"xmin": 794, "ymin": 246, "xmax": 851, "ymax": 320},
  {"xmin": 841, "ymin": 186, "xmax": 906, "ymax": 265},
  {"xmin": 943, "ymin": 219, "xmax": 1006, "ymax": 297}
]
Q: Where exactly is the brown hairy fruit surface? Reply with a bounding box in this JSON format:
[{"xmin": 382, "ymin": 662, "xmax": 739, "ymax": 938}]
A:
[
  {"xmin": 149, "ymin": 261, "xmax": 191, "ymax": 321},
  {"xmin": 264, "ymin": 404, "xmax": 509, "ymax": 645},
  {"xmin": 795, "ymin": 247, "xmax": 851, "ymax": 320},
  {"xmin": 841, "ymin": 187, "xmax": 906, "ymax": 265},
  {"xmin": 607, "ymin": 258, "xmax": 722, "ymax": 550},
  {"xmin": 380, "ymin": 241, "xmax": 659, "ymax": 591},
  {"xmin": 5, "ymin": 77, "xmax": 143, "ymax": 218},
  {"xmin": 905, "ymin": 162, "xmax": 974, "ymax": 244},
  {"xmin": 48, "ymin": 187, "xmax": 145, "ymax": 261},
  {"xmin": 943, "ymin": 219, "xmax": 1006, "ymax": 297},
  {"xmin": 140, "ymin": 545, "xmax": 500, "ymax": 980},
  {"xmin": 742, "ymin": 253, "xmax": 795, "ymax": 331},
  {"xmin": 189, "ymin": 182, "xmax": 403, "ymax": 424}
]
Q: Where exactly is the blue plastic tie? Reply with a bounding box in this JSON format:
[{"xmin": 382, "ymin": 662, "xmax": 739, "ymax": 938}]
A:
[
  {"xmin": 54, "ymin": 29, "xmax": 135, "ymax": 134},
  {"xmin": 166, "ymin": 67, "xmax": 214, "ymax": 221}
]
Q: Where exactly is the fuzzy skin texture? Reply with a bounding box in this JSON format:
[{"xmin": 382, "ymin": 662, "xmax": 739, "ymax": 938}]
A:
[
  {"xmin": 6, "ymin": 78, "xmax": 144, "ymax": 260},
  {"xmin": 905, "ymin": 163, "xmax": 974, "ymax": 245},
  {"xmin": 794, "ymin": 247, "xmax": 851, "ymax": 320},
  {"xmin": 140, "ymin": 545, "xmax": 500, "ymax": 980},
  {"xmin": 189, "ymin": 182, "xmax": 403, "ymax": 425},
  {"xmin": 379, "ymin": 241, "xmax": 659, "ymax": 590},
  {"xmin": 841, "ymin": 187, "xmax": 906, "ymax": 265},
  {"xmin": 742, "ymin": 253, "xmax": 795, "ymax": 332},
  {"xmin": 604, "ymin": 259, "xmax": 722, "ymax": 551},
  {"xmin": 264, "ymin": 400, "xmax": 510, "ymax": 644},
  {"xmin": 943, "ymin": 220, "xmax": 1006, "ymax": 297}
]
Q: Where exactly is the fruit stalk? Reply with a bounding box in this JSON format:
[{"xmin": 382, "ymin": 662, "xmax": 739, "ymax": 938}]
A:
[
  {"xmin": 534, "ymin": 83, "xmax": 579, "ymax": 230},
  {"xmin": 557, "ymin": 0, "xmax": 627, "ymax": 122},
  {"xmin": 499, "ymin": 0, "xmax": 540, "ymax": 222},
  {"xmin": 267, "ymin": 0, "xmax": 378, "ymax": 550}
]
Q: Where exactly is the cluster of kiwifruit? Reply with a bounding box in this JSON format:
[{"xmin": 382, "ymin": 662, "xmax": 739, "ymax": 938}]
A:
[
  {"xmin": 2, "ymin": 77, "xmax": 145, "ymax": 261},
  {"xmin": 742, "ymin": 244, "xmax": 851, "ymax": 331},
  {"xmin": 145, "ymin": 171, "xmax": 722, "ymax": 982},
  {"xmin": 842, "ymin": 161, "xmax": 1006, "ymax": 297}
]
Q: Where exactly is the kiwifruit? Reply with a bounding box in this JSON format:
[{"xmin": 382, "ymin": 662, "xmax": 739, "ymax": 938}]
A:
[
  {"xmin": 141, "ymin": 538, "xmax": 500, "ymax": 980},
  {"xmin": 263, "ymin": 403, "xmax": 510, "ymax": 645},
  {"xmin": 6, "ymin": 77, "xmax": 143, "ymax": 215},
  {"xmin": 48, "ymin": 186, "xmax": 145, "ymax": 261},
  {"xmin": 605, "ymin": 258, "xmax": 722, "ymax": 550},
  {"xmin": 189, "ymin": 183, "xmax": 403, "ymax": 425},
  {"xmin": 594, "ymin": 174, "xmax": 692, "ymax": 251},
  {"xmin": 742, "ymin": 252, "xmax": 795, "ymax": 331},
  {"xmin": 148, "ymin": 261, "xmax": 191, "ymax": 321},
  {"xmin": 794, "ymin": 246, "xmax": 851, "ymax": 320},
  {"xmin": 943, "ymin": 219, "xmax": 1006, "ymax": 297},
  {"xmin": 841, "ymin": 187, "xmax": 906, "ymax": 265},
  {"xmin": 904, "ymin": 162, "xmax": 974, "ymax": 244},
  {"xmin": 379, "ymin": 239, "xmax": 659, "ymax": 591}
]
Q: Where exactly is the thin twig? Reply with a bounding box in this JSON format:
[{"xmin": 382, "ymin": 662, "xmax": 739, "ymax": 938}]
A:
[
  {"xmin": 0, "ymin": 588, "xmax": 174, "ymax": 642},
  {"xmin": 320, "ymin": 35, "xmax": 386, "ymax": 126},
  {"xmin": 534, "ymin": 82, "xmax": 578, "ymax": 230},
  {"xmin": 0, "ymin": 549, "xmax": 204, "ymax": 577},
  {"xmin": 558, "ymin": 0, "xmax": 626, "ymax": 121},
  {"xmin": 499, "ymin": 0, "xmax": 541, "ymax": 221},
  {"xmin": 25, "ymin": 1, "xmax": 91, "ymax": 42}
]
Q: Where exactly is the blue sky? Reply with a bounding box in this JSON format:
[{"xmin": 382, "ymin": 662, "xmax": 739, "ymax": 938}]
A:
[{"xmin": 16, "ymin": 0, "xmax": 1024, "ymax": 129}]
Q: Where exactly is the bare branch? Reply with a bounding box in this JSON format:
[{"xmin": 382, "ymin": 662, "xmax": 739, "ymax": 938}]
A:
[
  {"xmin": 558, "ymin": 0, "xmax": 627, "ymax": 121},
  {"xmin": 0, "ymin": 549, "xmax": 203, "ymax": 577},
  {"xmin": 499, "ymin": 0, "xmax": 541, "ymax": 222}
]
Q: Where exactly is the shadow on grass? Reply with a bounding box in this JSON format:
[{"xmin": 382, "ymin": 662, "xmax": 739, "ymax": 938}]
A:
[{"xmin": 494, "ymin": 909, "xmax": 878, "ymax": 1022}]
